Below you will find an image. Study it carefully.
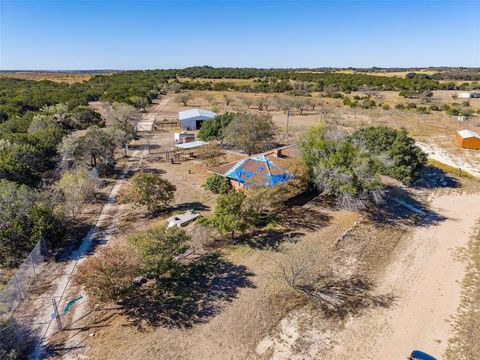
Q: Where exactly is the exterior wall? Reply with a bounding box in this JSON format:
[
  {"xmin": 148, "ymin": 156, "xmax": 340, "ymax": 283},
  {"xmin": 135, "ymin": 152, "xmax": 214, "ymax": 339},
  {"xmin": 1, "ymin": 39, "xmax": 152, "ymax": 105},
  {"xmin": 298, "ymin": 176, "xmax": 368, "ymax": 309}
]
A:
[
  {"xmin": 456, "ymin": 133, "xmax": 464, "ymax": 147},
  {"xmin": 456, "ymin": 133, "xmax": 480, "ymax": 149},
  {"xmin": 462, "ymin": 137, "xmax": 480, "ymax": 149},
  {"xmin": 180, "ymin": 116, "xmax": 213, "ymax": 130},
  {"xmin": 229, "ymin": 179, "xmax": 243, "ymax": 191}
]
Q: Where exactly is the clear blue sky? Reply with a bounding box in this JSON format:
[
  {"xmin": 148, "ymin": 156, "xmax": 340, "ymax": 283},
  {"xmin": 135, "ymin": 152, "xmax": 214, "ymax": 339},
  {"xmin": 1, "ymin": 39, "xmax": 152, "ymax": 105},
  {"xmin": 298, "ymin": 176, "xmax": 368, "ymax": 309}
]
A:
[{"xmin": 1, "ymin": 1, "xmax": 479, "ymax": 70}]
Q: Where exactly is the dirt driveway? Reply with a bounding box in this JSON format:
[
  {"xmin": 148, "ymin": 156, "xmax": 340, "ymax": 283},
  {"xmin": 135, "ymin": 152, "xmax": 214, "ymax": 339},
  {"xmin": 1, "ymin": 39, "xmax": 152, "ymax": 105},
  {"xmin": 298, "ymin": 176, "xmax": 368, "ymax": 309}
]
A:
[{"xmin": 327, "ymin": 193, "xmax": 480, "ymax": 360}]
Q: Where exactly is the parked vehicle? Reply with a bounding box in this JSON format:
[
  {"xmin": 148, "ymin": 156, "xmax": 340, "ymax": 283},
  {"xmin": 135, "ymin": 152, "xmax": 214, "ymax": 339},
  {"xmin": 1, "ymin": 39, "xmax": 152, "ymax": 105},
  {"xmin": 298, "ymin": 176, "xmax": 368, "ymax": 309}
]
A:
[{"xmin": 409, "ymin": 350, "xmax": 437, "ymax": 360}]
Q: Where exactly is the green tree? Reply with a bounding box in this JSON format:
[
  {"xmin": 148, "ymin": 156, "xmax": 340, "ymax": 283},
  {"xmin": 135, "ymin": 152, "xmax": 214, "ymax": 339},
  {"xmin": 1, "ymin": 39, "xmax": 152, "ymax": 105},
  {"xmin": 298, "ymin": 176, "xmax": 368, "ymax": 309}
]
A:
[
  {"xmin": 120, "ymin": 171, "xmax": 176, "ymax": 215},
  {"xmin": 198, "ymin": 112, "xmax": 235, "ymax": 141},
  {"xmin": 299, "ymin": 126, "xmax": 383, "ymax": 210},
  {"xmin": 350, "ymin": 126, "xmax": 427, "ymax": 184},
  {"xmin": 70, "ymin": 106, "xmax": 104, "ymax": 129},
  {"xmin": 0, "ymin": 140, "xmax": 41, "ymax": 186},
  {"xmin": 106, "ymin": 103, "xmax": 139, "ymax": 155},
  {"xmin": 58, "ymin": 125, "xmax": 115, "ymax": 172},
  {"xmin": 175, "ymin": 93, "xmax": 193, "ymax": 106},
  {"xmin": 59, "ymin": 169, "xmax": 96, "ymax": 221},
  {"xmin": 203, "ymin": 174, "xmax": 232, "ymax": 194},
  {"xmin": 0, "ymin": 179, "xmax": 63, "ymax": 267},
  {"xmin": 129, "ymin": 225, "xmax": 189, "ymax": 278},
  {"xmin": 224, "ymin": 113, "xmax": 276, "ymax": 155},
  {"xmin": 205, "ymin": 191, "xmax": 248, "ymax": 239}
]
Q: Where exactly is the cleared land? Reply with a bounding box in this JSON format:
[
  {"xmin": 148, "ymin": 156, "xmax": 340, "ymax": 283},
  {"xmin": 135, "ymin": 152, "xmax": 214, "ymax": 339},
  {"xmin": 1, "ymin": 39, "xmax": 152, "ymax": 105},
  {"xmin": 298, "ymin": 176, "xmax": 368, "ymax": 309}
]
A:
[
  {"xmin": 0, "ymin": 71, "xmax": 110, "ymax": 83},
  {"xmin": 27, "ymin": 91, "xmax": 476, "ymax": 360}
]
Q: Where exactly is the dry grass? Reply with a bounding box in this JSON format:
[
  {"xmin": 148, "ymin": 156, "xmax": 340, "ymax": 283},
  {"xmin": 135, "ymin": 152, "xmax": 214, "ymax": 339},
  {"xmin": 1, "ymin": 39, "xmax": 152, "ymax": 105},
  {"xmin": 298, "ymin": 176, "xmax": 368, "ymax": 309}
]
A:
[
  {"xmin": 0, "ymin": 72, "xmax": 104, "ymax": 83},
  {"xmin": 446, "ymin": 222, "xmax": 480, "ymax": 359},
  {"xmin": 428, "ymin": 159, "xmax": 476, "ymax": 179}
]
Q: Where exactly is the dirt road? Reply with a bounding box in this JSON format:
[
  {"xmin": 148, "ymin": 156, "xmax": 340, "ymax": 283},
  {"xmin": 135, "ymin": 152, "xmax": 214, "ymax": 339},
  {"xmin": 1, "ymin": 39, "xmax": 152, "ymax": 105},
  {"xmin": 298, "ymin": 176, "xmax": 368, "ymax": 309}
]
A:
[
  {"xmin": 417, "ymin": 142, "xmax": 480, "ymax": 179},
  {"xmin": 329, "ymin": 193, "xmax": 480, "ymax": 359},
  {"xmin": 137, "ymin": 98, "xmax": 171, "ymax": 132}
]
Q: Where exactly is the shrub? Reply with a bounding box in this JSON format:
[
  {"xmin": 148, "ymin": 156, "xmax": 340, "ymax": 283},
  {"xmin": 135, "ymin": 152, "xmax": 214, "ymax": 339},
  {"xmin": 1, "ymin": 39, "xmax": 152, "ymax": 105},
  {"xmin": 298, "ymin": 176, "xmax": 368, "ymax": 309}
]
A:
[
  {"xmin": 203, "ymin": 174, "xmax": 231, "ymax": 194},
  {"xmin": 198, "ymin": 112, "xmax": 235, "ymax": 141},
  {"xmin": 73, "ymin": 245, "xmax": 141, "ymax": 303},
  {"xmin": 120, "ymin": 171, "xmax": 176, "ymax": 215},
  {"xmin": 382, "ymin": 104, "xmax": 390, "ymax": 110},
  {"xmin": 350, "ymin": 126, "xmax": 427, "ymax": 184}
]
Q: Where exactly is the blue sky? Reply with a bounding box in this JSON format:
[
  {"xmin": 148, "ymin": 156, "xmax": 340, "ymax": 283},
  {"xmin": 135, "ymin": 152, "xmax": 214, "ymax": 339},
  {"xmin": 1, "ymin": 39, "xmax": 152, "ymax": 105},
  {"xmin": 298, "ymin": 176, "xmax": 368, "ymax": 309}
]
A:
[{"xmin": 1, "ymin": 1, "xmax": 479, "ymax": 70}]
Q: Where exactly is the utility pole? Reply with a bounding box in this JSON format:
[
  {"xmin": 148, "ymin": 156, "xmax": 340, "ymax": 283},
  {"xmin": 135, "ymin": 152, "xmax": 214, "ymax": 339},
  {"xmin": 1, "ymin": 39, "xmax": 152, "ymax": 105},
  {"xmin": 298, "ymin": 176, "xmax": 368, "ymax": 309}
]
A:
[{"xmin": 285, "ymin": 110, "xmax": 291, "ymax": 140}]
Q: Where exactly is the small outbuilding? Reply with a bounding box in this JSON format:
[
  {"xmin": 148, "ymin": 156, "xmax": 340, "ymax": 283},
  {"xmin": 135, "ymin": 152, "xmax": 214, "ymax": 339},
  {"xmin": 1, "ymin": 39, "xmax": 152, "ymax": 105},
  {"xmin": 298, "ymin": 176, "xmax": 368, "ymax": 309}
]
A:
[
  {"xmin": 458, "ymin": 92, "xmax": 480, "ymax": 99},
  {"xmin": 210, "ymin": 145, "xmax": 298, "ymax": 190},
  {"xmin": 174, "ymin": 132, "xmax": 195, "ymax": 144},
  {"xmin": 179, "ymin": 108, "xmax": 216, "ymax": 130},
  {"xmin": 456, "ymin": 129, "xmax": 480, "ymax": 149}
]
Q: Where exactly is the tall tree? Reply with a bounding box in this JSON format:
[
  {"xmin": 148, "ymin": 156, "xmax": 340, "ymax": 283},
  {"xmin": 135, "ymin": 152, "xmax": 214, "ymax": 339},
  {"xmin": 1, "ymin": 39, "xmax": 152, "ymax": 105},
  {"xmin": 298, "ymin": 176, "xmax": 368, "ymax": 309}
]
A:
[
  {"xmin": 204, "ymin": 191, "xmax": 248, "ymax": 239},
  {"xmin": 59, "ymin": 169, "xmax": 96, "ymax": 221},
  {"xmin": 129, "ymin": 225, "xmax": 189, "ymax": 278},
  {"xmin": 106, "ymin": 103, "xmax": 139, "ymax": 155},
  {"xmin": 299, "ymin": 125, "xmax": 383, "ymax": 210},
  {"xmin": 224, "ymin": 113, "xmax": 276, "ymax": 155},
  {"xmin": 175, "ymin": 93, "xmax": 193, "ymax": 107}
]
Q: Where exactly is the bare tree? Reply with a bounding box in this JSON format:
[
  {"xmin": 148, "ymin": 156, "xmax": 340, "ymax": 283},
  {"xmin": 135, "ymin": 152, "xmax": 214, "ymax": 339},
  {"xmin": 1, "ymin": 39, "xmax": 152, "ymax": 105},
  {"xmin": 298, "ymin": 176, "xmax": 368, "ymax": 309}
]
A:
[
  {"xmin": 189, "ymin": 224, "xmax": 215, "ymax": 253},
  {"xmin": 274, "ymin": 96, "xmax": 293, "ymax": 114},
  {"xmin": 293, "ymin": 97, "xmax": 309, "ymax": 115},
  {"xmin": 271, "ymin": 244, "xmax": 344, "ymax": 311},
  {"xmin": 318, "ymin": 100, "xmax": 333, "ymax": 120},
  {"xmin": 223, "ymin": 94, "xmax": 233, "ymax": 106},
  {"xmin": 205, "ymin": 93, "xmax": 215, "ymax": 104},
  {"xmin": 256, "ymin": 97, "xmax": 271, "ymax": 111},
  {"xmin": 240, "ymin": 96, "xmax": 254, "ymax": 109}
]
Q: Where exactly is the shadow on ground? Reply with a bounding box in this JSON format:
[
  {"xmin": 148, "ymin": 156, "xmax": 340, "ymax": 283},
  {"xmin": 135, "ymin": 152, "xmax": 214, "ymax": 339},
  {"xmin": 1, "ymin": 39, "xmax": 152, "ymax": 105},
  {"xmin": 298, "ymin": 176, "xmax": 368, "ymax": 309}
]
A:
[
  {"xmin": 280, "ymin": 204, "xmax": 332, "ymax": 232},
  {"xmin": 366, "ymin": 185, "xmax": 446, "ymax": 227},
  {"xmin": 412, "ymin": 165, "xmax": 461, "ymax": 189},
  {"xmin": 121, "ymin": 252, "xmax": 255, "ymax": 329},
  {"xmin": 299, "ymin": 276, "xmax": 395, "ymax": 320}
]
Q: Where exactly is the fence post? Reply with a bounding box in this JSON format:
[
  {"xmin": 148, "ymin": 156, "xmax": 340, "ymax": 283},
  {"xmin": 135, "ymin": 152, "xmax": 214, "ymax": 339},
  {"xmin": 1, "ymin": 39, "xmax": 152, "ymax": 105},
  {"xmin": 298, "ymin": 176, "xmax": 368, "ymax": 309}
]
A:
[
  {"xmin": 13, "ymin": 274, "xmax": 24, "ymax": 300},
  {"xmin": 31, "ymin": 255, "xmax": 36, "ymax": 276},
  {"xmin": 52, "ymin": 298, "xmax": 62, "ymax": 331},
  {"xmin": 12, "ymin": 317, "xmax": 21, "ymax": 351},
  {"xmin": 40, "ymin": 237, "xmax": 48, "ymax": 258}
]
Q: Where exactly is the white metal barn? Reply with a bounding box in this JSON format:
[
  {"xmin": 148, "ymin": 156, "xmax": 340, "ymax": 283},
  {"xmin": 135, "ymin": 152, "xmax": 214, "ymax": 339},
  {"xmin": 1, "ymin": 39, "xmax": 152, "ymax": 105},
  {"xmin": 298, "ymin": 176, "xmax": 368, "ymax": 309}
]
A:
[{"xmin": 178, "ymin": 109, "xmax": 216, "ymax": 130}]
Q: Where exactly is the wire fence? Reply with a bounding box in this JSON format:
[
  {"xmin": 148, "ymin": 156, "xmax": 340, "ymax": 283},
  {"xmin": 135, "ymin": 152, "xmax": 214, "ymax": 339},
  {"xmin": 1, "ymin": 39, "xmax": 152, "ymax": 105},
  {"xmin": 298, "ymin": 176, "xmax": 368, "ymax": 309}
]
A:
[{"xmin": 0, "ymin": 237, "xmax": 51, "ymax": 355}]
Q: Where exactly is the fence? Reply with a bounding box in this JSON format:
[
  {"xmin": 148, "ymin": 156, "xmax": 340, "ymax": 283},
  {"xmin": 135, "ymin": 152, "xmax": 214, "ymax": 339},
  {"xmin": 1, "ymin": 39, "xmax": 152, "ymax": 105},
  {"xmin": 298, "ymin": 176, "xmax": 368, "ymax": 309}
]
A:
[
  {"xmin": 154, "ymin": 119, "xmax": 180, "ymax": 129},
  {"xmin": 0, "ymin": 238, "xmax": 48, "ymax": 313},
  {"xmin": 0, "ymin": 237, "xmax": 51, "ymax": 355}
]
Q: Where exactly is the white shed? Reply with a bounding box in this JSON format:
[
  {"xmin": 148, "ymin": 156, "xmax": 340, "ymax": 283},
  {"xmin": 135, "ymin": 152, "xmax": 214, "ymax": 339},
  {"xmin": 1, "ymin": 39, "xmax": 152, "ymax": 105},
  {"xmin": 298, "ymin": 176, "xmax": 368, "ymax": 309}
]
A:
[
  {"xmin": 458, "ymin": 92, "xmax": 480, "ymax": 99},
  {"xmin": 179, "ymin": 108, "xmax": 216, "ymax": 130}
]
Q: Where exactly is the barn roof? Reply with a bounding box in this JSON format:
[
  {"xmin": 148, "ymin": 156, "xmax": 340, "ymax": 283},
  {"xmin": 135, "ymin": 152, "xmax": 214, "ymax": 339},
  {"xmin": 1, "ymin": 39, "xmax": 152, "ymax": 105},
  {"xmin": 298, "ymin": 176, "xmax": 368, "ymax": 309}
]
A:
[
  {"xmin": 179, "ymin": 108, "xmax": 216, "ymax": 120},
  {"xmin": 175, "ymin": 140, "xmax": 209, "ymax": 149},
  {"xmin": 457, "ymin": 129, "xmax": 480, "ymax": 139}
]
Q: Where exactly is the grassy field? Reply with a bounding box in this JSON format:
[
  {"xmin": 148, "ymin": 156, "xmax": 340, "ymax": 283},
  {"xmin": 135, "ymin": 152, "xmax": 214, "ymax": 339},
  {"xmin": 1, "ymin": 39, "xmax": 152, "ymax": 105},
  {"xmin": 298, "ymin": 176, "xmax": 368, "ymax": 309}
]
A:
[{"xmin": 0, "ymin": 71, "xmax": 110, "ymax": 83}]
